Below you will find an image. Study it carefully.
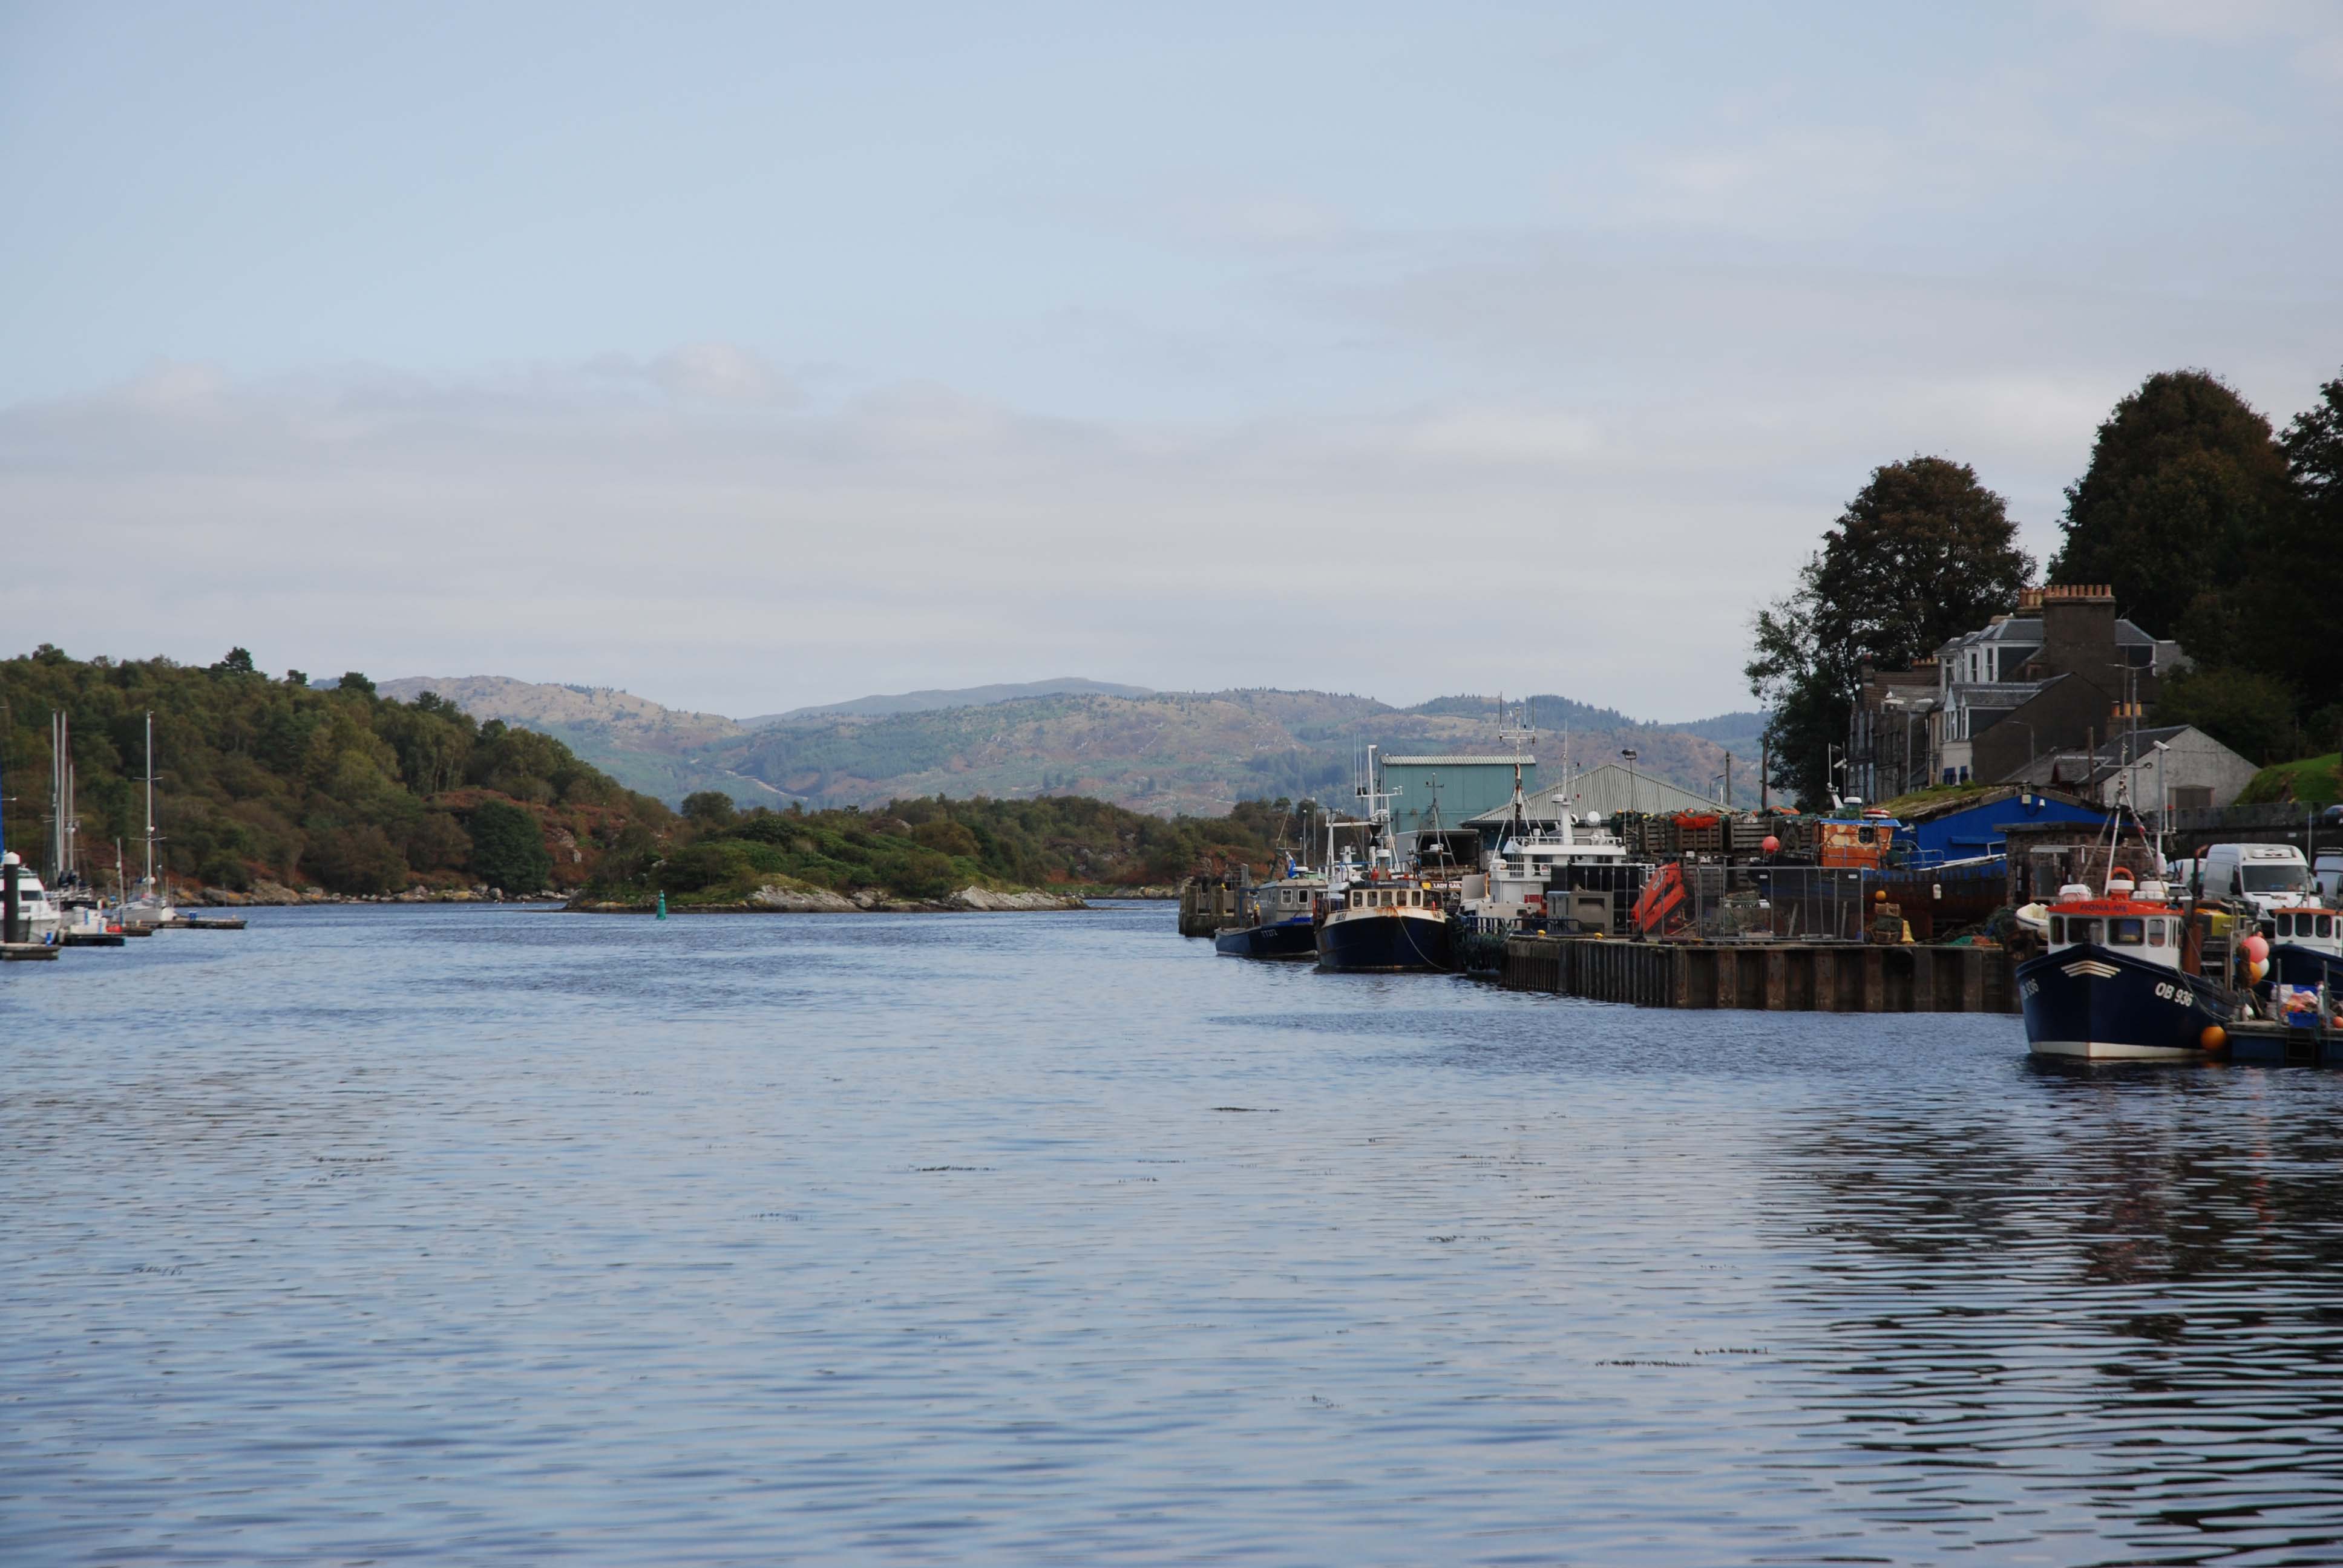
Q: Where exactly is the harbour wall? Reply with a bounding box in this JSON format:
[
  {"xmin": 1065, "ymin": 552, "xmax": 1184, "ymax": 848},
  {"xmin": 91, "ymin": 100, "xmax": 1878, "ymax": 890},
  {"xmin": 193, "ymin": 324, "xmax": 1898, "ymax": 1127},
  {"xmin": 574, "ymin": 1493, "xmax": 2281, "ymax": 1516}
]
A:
[{"xmin": 1500, "ymin": 936, "xmax": 2019, "ymax": 1014}]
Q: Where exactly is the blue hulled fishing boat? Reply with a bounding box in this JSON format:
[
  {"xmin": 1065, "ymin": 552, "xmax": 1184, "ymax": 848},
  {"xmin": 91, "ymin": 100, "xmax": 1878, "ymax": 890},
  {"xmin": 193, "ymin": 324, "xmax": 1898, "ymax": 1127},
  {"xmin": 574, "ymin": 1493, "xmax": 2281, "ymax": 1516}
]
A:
[
  {"xmin": 2018, "ymin": 872, "xmax": 2233, "ymax": 1059},
  {"xmin": 1213, "ymin": 869, "xmax": 1325, "ymax": 961},
  {"xmin": 1315, "ymin": 875, "xmax": 1455, "ymax": 972}
]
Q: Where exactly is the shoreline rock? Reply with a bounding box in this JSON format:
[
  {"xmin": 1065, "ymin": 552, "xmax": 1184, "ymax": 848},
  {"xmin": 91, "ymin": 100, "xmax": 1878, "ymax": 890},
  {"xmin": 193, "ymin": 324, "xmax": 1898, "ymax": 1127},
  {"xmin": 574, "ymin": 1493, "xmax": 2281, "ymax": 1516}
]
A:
[{"xmin": 565, "ymin": 882, "xmax": 1092, "ymax": 914}]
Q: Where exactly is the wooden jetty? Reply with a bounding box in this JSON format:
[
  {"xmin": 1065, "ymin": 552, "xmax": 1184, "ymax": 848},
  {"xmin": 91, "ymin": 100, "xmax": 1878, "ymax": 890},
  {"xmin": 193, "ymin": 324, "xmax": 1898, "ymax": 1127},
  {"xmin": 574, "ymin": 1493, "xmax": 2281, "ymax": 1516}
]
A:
[
  {"xmin": 1178, "ymin": 874, "xmax": 1245, "ymax": 938},
  {"xmin": 1500, "ymin": 935, "xmax": 2017, "ymax": 1014}
]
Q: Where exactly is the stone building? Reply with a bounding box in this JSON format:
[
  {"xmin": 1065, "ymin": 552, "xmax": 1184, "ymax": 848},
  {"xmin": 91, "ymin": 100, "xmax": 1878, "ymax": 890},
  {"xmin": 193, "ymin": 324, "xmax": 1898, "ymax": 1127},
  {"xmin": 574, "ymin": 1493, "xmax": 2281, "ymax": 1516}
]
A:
[{"xmin": 1847, "ymin": 586, "xmax": 2189, "ymax": 797}]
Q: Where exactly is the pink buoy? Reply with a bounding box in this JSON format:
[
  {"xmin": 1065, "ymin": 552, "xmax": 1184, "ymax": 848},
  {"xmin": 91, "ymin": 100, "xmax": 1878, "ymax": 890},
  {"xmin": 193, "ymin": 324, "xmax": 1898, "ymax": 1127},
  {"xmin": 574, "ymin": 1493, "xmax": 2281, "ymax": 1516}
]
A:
[
  {"xmin": 1761, "ymin": 835, "xmax": 1780, "ymax": 854},
  {"xmin": 2244, "ymin": 933, "xmax": 2270, "ymax": 964}
]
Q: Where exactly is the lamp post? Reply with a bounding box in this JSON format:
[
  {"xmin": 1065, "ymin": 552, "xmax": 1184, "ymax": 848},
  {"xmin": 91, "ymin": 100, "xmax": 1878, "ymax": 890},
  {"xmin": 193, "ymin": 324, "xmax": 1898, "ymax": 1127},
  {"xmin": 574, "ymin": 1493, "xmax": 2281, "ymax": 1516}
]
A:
[
  {"xmin": 1620, "ymin": 748, "xmax": 1639, "ymax": 817},
  {"xmin": 2149, "ymin": 738, "xmax": 2171, "ymax": 868}
]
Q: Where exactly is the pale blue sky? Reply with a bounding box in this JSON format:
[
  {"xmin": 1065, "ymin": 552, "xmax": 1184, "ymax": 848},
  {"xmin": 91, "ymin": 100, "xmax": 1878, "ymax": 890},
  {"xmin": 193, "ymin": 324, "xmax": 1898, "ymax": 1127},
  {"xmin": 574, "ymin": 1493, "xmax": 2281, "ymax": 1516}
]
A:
[{"xmin": 3, "ymin": 2, "xmax": 2338, "ymax": 717}]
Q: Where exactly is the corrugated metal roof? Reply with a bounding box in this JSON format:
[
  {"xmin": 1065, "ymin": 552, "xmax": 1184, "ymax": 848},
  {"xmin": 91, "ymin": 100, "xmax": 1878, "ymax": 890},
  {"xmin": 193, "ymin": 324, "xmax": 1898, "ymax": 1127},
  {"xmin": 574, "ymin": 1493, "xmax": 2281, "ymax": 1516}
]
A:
[{"xmin": 1382, "ymin": 755, "xmax": 1534, "ymax": 766}]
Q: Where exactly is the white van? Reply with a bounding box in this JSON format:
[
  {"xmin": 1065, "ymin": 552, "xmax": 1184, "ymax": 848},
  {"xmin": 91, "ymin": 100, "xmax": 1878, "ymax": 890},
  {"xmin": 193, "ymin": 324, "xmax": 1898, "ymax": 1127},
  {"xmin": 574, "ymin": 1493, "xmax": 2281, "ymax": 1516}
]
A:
[
  {"xmin": 2199, "ymin": 843, "xmax": 2314, "ymax": 914},
  {"xmin": 2317, "ymin": 851, "xmax": 2343, "ymax": 901}
]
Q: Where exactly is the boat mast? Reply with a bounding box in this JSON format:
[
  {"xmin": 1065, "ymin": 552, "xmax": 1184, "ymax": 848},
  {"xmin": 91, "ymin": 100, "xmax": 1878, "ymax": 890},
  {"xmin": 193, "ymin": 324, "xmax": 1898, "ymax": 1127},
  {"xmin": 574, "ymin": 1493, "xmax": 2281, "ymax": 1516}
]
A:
[
  {"xmin": 52, "ymin": 711, "xmax": 65, "ymax": 883},
  {"xmin": 143, "ymin": 710, "xmax": 155, "ymax": 893},
  {"xmin": 1496, "ymin": 693, "xmax": 1534, "ymax": 846}
]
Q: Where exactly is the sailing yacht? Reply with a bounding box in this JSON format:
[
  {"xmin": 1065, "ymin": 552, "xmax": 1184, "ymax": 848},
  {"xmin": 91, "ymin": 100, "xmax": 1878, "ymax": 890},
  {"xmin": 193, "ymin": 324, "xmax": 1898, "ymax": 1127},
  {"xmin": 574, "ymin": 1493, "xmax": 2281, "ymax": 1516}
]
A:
[{"xmin": 119, "ymin": 711, "xmax": 176, "ymax": 927}]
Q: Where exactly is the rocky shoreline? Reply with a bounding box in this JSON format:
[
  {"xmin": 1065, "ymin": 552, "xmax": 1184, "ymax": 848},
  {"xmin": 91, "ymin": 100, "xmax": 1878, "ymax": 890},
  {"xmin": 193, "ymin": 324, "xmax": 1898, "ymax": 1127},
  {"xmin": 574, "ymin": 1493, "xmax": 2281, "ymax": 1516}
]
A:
[
  {"xmin": 162, "ymin": 882, "xmax": 1174, "ymax": 910},
  {"xmin": 568, "ymin": 883, "xmax": 1092, "ymax": 914},
  {"xmin": 177, "ymin": 881, "xmax": 557, "ymax": 906}
]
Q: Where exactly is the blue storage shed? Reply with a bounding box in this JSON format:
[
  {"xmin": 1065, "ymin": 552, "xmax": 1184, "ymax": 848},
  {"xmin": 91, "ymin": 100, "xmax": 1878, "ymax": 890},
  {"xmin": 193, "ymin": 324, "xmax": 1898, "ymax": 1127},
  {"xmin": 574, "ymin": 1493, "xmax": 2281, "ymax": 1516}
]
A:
[{"xmin": 1898, "ymin": 788, "xmax": 2105, "ymax": 864}]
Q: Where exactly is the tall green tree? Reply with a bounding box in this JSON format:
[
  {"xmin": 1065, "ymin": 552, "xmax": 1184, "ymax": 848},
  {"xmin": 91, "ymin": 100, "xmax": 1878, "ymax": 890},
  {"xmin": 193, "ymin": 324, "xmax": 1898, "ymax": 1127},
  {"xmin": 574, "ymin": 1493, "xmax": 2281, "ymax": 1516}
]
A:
[
  {"xmin": 2276, "ymin": 368, "xmax": 2343, "ymax": 733},
  {"xmin": 2152, "ymin": 666, "xmax": 2301, "ymax": 768},
  {"xmin": 1748, "ymin": 457, "xmax": 2034, "ymax": 806},
  {"xmin": 2048, "ymin": 370, "xmax": 2294, "ymax": 659},
  {"xmin": 467, "ymin": 800, "xmax": 553, "ymax": 893}
]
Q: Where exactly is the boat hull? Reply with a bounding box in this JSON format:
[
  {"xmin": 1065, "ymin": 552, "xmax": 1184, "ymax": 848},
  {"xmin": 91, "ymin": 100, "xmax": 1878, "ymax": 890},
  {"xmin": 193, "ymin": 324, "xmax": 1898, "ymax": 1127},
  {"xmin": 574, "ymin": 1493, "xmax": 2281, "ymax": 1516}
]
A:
[
  {"xmin": 1316, "ymin": 909, "xmax": 1455, "ymax": 973},
  {"xmin": 2018, "ymin": 942, "xmax": 2232, "ymax": 1060},
  {"xmin": 1213, "ymin": 916, "xmax": 1319, "ymax": 961},
  {"xmin": 2270, "ymin": 942, "xmax": 2343, "ymax": 993}
]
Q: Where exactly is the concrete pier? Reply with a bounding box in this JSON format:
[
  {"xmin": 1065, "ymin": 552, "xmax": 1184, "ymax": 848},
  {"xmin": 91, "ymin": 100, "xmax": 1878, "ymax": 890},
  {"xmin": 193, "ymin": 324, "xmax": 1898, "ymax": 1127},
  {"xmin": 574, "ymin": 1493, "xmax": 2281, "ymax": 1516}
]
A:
[{"xmin": 1500, "ymin": 936, "xmax": 2016, "ymax": 1013}]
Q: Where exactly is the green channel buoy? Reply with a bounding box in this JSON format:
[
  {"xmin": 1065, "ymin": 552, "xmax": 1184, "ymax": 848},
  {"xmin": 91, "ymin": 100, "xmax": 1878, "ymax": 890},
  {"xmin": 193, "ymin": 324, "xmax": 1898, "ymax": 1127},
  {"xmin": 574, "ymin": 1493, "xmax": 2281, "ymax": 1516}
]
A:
[{"xmin": 656, "ymin": 890, "xmax": 667, "ymax": 920}]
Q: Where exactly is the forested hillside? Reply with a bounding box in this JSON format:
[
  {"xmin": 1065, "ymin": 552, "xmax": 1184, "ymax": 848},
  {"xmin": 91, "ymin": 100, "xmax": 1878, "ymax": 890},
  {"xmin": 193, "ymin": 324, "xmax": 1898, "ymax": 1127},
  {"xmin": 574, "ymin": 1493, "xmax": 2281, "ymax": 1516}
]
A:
[
  {"xmin": 1, "ymin": 647, "xmax": 670, "ymax": 896},
  {"xmin": 1, "ymin": 647, "xmax": 1335, "ymax": 904}
]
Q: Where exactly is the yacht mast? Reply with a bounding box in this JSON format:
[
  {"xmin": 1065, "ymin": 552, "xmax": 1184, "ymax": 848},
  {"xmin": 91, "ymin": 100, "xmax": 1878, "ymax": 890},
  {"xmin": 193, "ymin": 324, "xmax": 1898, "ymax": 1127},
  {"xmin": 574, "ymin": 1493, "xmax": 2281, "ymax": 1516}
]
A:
[
  {"xmin": 143, "ymin": 710, "xmax": 156, "ymax": 892},
  {"xmin": 52, "ymin": 711, "xmax": 66, "ymax": 882}
]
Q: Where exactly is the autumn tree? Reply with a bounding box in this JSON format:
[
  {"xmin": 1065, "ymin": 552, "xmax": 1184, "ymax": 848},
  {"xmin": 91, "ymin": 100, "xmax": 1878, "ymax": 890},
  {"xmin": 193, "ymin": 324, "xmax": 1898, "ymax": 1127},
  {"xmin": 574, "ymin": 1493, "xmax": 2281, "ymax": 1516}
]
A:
[{"xmin": 1748, "ymin": 457, "xmax": 2034, "ymax": 806}]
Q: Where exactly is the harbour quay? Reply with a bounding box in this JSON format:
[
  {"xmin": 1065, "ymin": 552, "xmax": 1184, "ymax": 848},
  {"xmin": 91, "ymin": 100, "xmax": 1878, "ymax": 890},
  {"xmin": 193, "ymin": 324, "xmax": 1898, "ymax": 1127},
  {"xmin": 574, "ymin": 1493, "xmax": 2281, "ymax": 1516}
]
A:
[{"xmin": 1497, "ymin": 933, "xmax": 2015, "ymax": 1013}]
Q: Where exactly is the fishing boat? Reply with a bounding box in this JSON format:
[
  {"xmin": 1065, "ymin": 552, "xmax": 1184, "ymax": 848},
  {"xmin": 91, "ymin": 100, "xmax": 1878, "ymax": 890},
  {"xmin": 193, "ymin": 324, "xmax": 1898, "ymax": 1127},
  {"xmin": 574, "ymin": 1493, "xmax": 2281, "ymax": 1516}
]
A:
[
  {"xmin": 1466, "ymin": 757, "xmax": 1631, "ymax": 925},
  {"xmin": 1314, "ymin": 749, "xmax": 1456, "ymax": 973},
  {"xmin": 2017, "ymin": 870, "xmax": 2233, "ymax": 1059},
  {"xmin": 2267, "ymin": 906, "xmax": 2343, "ymax": 996},
  {"xmin": 1316, "ymin": 874, "xmax": 1455, "ymax": 972},
  {"xmin": 1212, "ymin": 867, "xmax": 1326, "ymax": 961}
]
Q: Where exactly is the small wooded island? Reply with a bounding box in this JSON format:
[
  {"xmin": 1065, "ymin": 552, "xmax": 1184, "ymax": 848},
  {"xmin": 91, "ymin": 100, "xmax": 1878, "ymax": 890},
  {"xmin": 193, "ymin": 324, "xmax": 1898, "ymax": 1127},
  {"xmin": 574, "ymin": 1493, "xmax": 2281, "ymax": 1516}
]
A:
[{"xmin": 0, "ymin": 647, "xmax": 1295, "ymax": 909}]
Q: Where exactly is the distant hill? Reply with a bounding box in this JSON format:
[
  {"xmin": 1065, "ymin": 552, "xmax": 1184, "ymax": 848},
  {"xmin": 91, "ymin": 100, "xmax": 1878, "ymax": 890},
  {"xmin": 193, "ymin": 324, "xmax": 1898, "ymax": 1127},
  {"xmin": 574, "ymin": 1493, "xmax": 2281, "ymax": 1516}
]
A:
[
  {"xmin": 384, "ymin": 675, "xmax": 1761, "ymax": 815},
  {"xmin": 375, "ymin": 676, "xmax": 772, "ymax": 804},
  {"xmin": 747, "ymin": 678, "xmax": 1156, "ymax": 727},
  {"xmin": 384, "ymin": 675, "xmax": 1766, "ymax": 816},
  {"xmin": 712, "ymin": 690, "xmax": 1704, "ymax": 817},
  {"xmin": 1653, "ymin": 708, "xmax": 1769, "ymax": 760}
]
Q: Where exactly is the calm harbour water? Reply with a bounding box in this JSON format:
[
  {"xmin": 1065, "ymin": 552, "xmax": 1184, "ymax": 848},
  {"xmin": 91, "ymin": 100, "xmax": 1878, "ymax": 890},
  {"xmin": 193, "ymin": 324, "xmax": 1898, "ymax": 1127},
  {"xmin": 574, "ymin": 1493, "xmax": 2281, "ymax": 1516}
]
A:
[{"xmin": 5, "ymin": 902, "xmax": 2343, "ymax": 1566}]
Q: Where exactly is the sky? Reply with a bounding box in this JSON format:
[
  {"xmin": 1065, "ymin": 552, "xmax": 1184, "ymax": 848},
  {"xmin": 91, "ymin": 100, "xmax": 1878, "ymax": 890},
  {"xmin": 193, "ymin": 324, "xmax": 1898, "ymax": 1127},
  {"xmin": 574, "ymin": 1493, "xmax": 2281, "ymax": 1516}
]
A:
[{"xmin": 2, "ymin": 1, "xmax": 2338, "ymax": 722}]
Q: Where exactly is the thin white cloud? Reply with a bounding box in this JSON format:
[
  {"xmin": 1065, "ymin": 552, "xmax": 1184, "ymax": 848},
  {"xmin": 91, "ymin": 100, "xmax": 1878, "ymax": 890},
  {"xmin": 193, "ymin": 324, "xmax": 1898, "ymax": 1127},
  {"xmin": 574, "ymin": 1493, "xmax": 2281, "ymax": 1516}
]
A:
[{"xmin": 10, "ymin": 313, "xmax": 2328, "ymax": 723}]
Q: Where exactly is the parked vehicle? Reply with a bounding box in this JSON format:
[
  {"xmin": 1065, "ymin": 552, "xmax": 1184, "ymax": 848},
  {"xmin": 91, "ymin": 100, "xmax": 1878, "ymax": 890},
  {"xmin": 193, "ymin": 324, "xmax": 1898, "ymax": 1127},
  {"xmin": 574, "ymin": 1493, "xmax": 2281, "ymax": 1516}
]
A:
[{"xmin": 2198, "ymin": 843, "xmax": 2315, "ymax": 916}]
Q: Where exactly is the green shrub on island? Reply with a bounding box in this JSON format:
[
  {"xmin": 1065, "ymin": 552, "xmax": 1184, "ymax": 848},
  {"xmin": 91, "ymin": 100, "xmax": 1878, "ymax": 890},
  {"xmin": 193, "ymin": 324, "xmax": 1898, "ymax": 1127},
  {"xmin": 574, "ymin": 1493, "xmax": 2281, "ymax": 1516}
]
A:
[
  {"xmin": 586, "ymin": 792, "xmax": 1311, "ymax": 906},
  {"xmin": 468, "ymin": 799, "xmax": 557, "ymax": 893}
]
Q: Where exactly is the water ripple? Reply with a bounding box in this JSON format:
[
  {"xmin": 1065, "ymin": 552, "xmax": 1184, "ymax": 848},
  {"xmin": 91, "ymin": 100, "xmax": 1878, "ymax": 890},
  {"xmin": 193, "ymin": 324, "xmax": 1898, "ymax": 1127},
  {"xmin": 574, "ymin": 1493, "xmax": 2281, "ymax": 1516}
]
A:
[{"xmin": 4, "ymin": 903, "xmax": 2342, "ymax": 1563}]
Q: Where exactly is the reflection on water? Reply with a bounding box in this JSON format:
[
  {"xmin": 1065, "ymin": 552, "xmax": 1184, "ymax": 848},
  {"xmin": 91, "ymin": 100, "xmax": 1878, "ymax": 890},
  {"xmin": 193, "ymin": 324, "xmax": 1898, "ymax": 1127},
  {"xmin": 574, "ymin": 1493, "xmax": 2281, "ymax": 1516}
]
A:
[
  {"xmin": 4, "ymin": 904, "xmax": 2342, "ymax": 1564},
  {"xmin": 1769, "ymin": 1066, "xmax": 2343, "ymax": 1565}
]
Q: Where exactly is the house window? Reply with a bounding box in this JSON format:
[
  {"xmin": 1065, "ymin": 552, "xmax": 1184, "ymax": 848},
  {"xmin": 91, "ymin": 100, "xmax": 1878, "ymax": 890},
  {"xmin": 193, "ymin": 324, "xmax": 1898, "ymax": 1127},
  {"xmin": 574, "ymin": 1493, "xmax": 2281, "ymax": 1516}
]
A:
[{"xmin": 2172, "ymin": 786, "xmax": 2213, "ymax": 811}]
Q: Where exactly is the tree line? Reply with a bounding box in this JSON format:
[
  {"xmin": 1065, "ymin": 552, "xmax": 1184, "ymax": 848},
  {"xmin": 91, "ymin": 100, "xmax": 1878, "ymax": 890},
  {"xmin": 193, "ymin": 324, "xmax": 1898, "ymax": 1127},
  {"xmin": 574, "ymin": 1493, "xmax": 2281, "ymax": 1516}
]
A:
[
  {"xmin": 586, "ymin": 790, "xmax": 1312, "ymax": 904},
  {"xmin": 0, "ymin": 645, "xmax": 1323, "ymax": 902},
  {"xmin": 1748, "ymin": 367, "xmax": 2343, "ymax": 805},
  {"xmin": 0, "ymin": 646, "xmax": 672, "ymax": 895}
]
